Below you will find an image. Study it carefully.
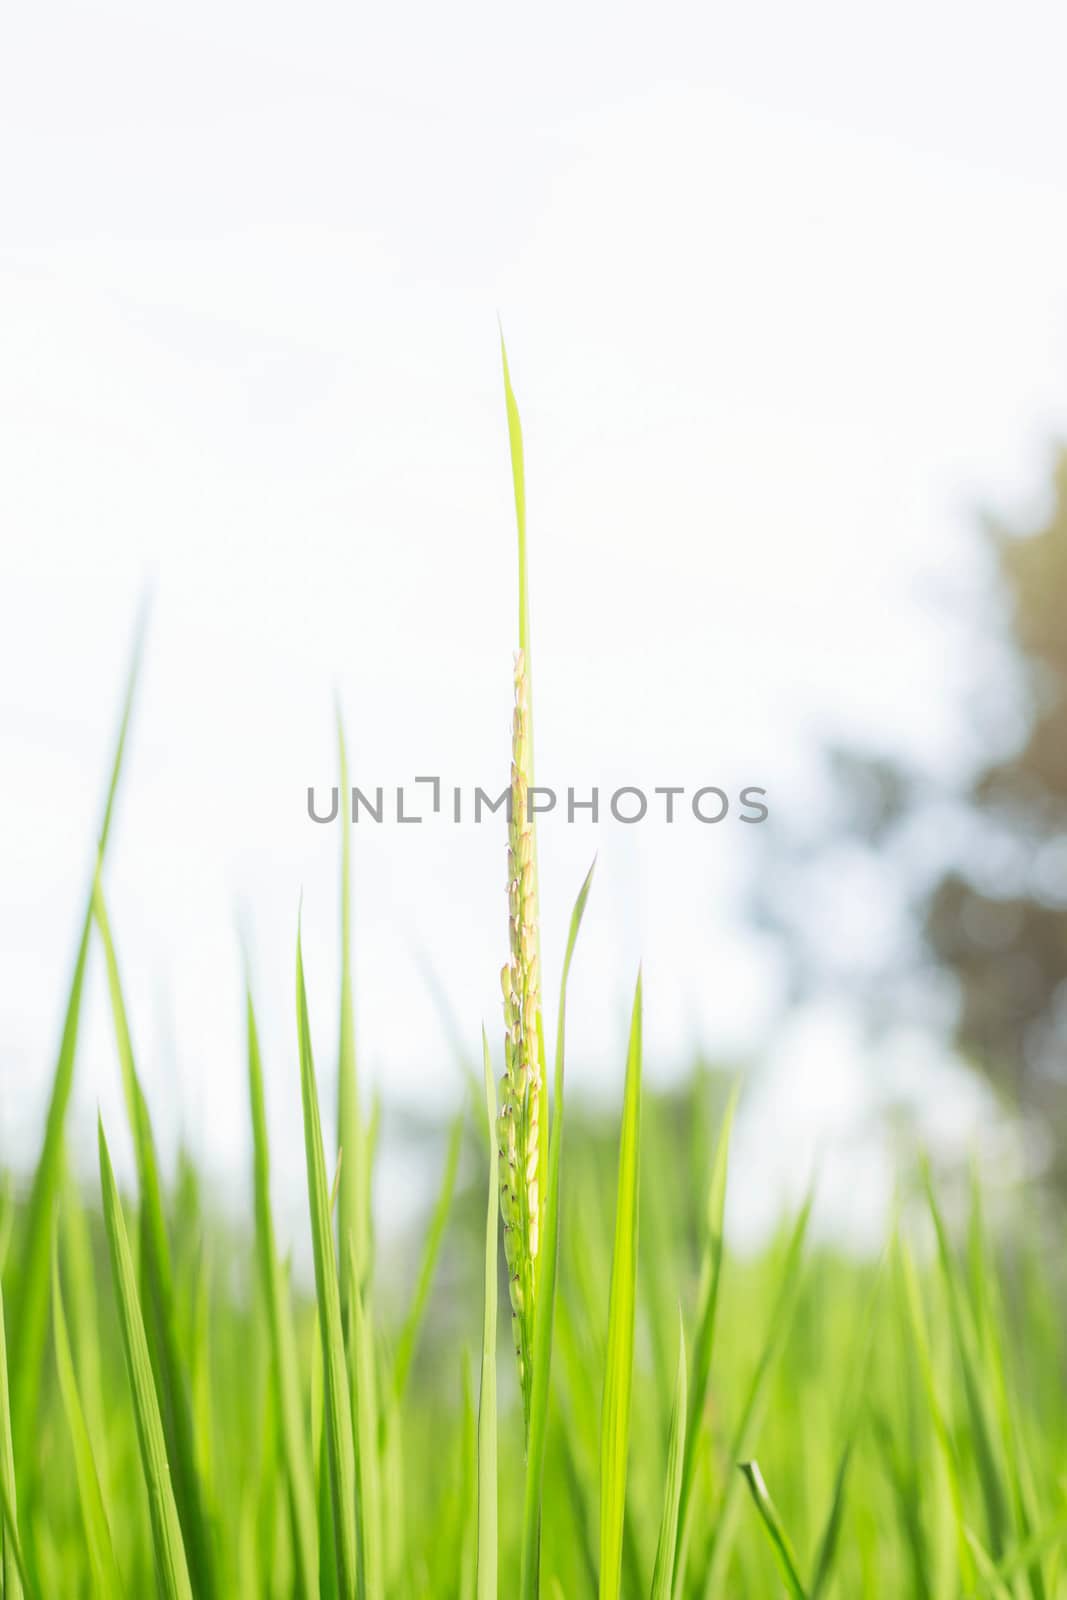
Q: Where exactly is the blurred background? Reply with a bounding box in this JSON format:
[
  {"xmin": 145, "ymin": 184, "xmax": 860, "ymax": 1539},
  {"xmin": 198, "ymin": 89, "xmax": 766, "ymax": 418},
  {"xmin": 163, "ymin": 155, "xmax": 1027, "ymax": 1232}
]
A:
[{"xmin": 3, "ymin": 0, "xmax": 1067, "ymax": 1252}]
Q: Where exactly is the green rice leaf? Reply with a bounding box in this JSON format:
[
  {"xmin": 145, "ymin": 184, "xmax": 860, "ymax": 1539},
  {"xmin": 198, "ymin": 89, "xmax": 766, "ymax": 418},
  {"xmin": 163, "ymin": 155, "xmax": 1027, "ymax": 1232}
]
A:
[
  {"xmin": 93, "ymin": 872, "xmax": 216, "ymax": 1600},
  {"xmin": 346, "ymin": 1236, "xmax": 383, "ymax": 1600},
  {"xmin": 521, "ymin": 861, "xmax": 595, "ymax": 1600},
  {"xmin": 599, "ymin": 973, "xmax": 643, "ymax": 1600},
  {"xmin": 477, "ymin": 1029, "xmax": 499, "ymax": 1600},
  {"xmin": 336, "ymin": 712, "xmax": 369, "ymax": 1316},
  {"xmin": 98, "ymin": 1118, "xmax": 193, "ymax": 1600},
  {"xmin": 11, "ymin": 611, "xmax": 143, "ymax": 1464},
  {"xmin": 673, "ymin": 1082, "xmax": 738, "ymax": 1594},
  {"xmin": 0, "ymin": 1275, "xmax": 25, "ymax": 1600},
  {"xmin": 922, "ymin": 1161, "xmax": 1012, "ymax": 1561},
  {"xmin": 894, "ymin": 1232, "xmax": 975, "ymax": 1590},
  {"xmin": 52, "ymin": 1238, "xmax": 123, "ymax": 1597},
  {"xmin": 247, "ymin": 985, "xmax": 319, "ymax": 1600},
  {"xmin": 704, "ymin": 1191, "xmax": 813, "ymax": 1598},
  {"xmin": 808, "ymin": 1268, "xmax": 882, "ymax": 1600},
  {"xmin": 296, "ymin": 926, "xmax": 358, "ymax": 1599},
  {"xmin": 738, "ymin": 1461, "xmax": 807, "ymax": 1600},
  {"xmin": 650, "ymin": 1311, "xmax": 687, "ymax": 1600}
]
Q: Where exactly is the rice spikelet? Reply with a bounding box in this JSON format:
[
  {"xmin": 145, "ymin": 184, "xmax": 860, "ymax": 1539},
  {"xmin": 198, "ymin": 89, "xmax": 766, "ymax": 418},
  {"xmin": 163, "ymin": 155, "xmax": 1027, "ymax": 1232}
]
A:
[{"xmin": 498, "ymin": 647, "xmax": 542, "ymax": 1417}]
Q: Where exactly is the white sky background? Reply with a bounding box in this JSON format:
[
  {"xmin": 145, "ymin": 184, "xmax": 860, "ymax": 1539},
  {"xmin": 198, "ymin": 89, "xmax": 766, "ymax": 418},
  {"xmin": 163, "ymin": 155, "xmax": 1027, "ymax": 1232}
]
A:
[{"xmin": 2, "ymin": 0, "xmax": 1067, "ymax": 1245}]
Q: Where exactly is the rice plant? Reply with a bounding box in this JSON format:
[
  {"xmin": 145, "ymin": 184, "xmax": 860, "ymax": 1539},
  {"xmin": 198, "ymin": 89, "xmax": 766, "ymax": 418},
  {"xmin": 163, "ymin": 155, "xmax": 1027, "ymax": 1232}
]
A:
[{"xmin": 1, "ymin": 346, "xmax": 1066, "ymax": 1599}]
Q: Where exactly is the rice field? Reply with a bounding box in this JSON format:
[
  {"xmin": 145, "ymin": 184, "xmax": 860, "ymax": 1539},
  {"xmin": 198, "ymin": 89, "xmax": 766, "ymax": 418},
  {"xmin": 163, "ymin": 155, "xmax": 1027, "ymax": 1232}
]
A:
[{"xmin": 1, "ymin": 349, "xmax": 1066, "ymax": 1598}]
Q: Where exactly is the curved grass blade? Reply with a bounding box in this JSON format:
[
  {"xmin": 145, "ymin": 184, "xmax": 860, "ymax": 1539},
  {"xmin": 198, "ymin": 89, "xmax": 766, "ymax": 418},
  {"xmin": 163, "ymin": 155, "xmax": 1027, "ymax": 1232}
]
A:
[
  {"xmin": 599, "ymin": 973, "xmax": 643, "ymax": 1600},
  {"xmin": 246, "ymin": 985, "xmax": 319, "ymax": 1600},
  {"xmin": 477, "ymin": 1029, "xmax": 499, "ymax": 1600},
  {"xmin": 704, "ymin": 1191, "xmax": 813, "ymax": 1598},
  {"xmin": 807, "ymin": 1268, "xmax": 882, "ymax": 1600},
  {"xmin": 922, "ymin": 1161, "xmax": 1012, "ymax": 1562},
  {"xmin": 392, "ymin": 1111, "xmax": 464, "ymax": 1405},
  {"xmin": 11, "ymin": 610, "xmax": 144, "ymax": 1463},
  {"xmin": 894, "ymin": 1232, "xmax": 975, "ymax": 1591},
  {"xmin": 336, "ymin": 713, "xmax": 369, "ymax": 1317},
  {"xmin": 0, "ymin": 1276, "xmax": 25, "ymax": 1600},
  {"xmin": 296, "ymin": 927, "xmax": 358, "ymax": 1600},
  {"xmin": 346, "ymin": 1236, "xmax": 383, "ymax": 1600},
  {"xmin": 738, "ymin": 1462, "xmax": 807, "ymax": 1600},
  {"xmin": 521, "ymin": 860, "xmax": 596, "ymax": 1600},
  {"xmin": 98, "ymin": 1119, "xmax": 193, "ymax": 1600},
  {"xmin": 977, "ymin": 1515, "xmax": 1067, "ymax": 1596},
  {"xmin": 60, "ymin": 1158, "xmax": 111, "ymax": 1492},
  {"xmin": 93, "ymin": 873, "xmax": 216, "ymax": 1600},
  {"xmin": 650, "ymin": 1312, "xmax": 688, "ymax": 1600},
  {"xmin": 0, "ymin": 1477, "xmax": 32, "ymax": 1600},
  {"xmin": 673, "ymin": 1082, "xmax": 739, "ymax": 1594},
  {"xmin": 52, "ymin": 1239, "xmax": 123, "ymax": 1597}
]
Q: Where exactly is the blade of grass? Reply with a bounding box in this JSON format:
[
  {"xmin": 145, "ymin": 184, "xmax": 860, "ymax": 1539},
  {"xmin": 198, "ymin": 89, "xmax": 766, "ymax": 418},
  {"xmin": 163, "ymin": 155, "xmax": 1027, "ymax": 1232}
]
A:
[
  {"xmin": 392, "ymin": 1111, "xmax": 464, "ymax": 1405},
  {"xmin": 59, "ymin": 1156, "xmax": 110, "ymax": 1492},
  {"xmin": 246, "ymin": 984, "xmax": 319, "ymax": 1600},
  {"xmin": 296, "ymin": 925, "xmax": 358, "ymax": 1600},
  {"xmin": 93, "ymin": 872, "xmax": 216, "ymax": 1600},
  {"xmin": 0, "ymin": 1276, "xmax": 25, "ymax": 1600},
  {"xmin": 704, "ymin": 1192, "xmax": 814, "ymax": 1598},
  {"xmin": 52, "ymin": 1238, "xmax": 123, "ymax": 1597},
  {"xmin": 477, "ymin": 1029, "xmax": 499, "ymax": 1600},
  {"xmin": 922, "ymin": 1160, "xmax": 1012, "ymax": 1562},
  {"xmin": 650, "ymin": 1312, "xmax": 688, "ymax": 1600},
  {"xmin": 346, "ymin": 1236, "xmax": 383, "ymax": 1600},
  {"xmin": 521, "ymin": 861, "xmax": 595, "ymax": 1600},
  {"xmin": 673, "ymin": 1083, "xmax": 739, "ymax": 1595},
  {"xmin": 336, "ymin": 713, "xmax": 368, "ymax": 1317},
  {"xmin": 807, "ymin": 1267, "xmax": 882, "ymax": 1600},
  {"xmin": 599, "ymin": 973, "xmax": 643, "ymax": 1600},
  {"xmin": 98, "ymin": 1118, "xmax": 193, "ymax": 1600},
  {"xmin": 738, "ymin": 1462, "xmax": 807, "ymax": 1600},
  {"xmin": 894, "ymin": 1232, "xmax": 976, "ymax": 1591},
  {"xmin": 11, "ymin": 611, "xmax": 144, "ymax": 1463}
]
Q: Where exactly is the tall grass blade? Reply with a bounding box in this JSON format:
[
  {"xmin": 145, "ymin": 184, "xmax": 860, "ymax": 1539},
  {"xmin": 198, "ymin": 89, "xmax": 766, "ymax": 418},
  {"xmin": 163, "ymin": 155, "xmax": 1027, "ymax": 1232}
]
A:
[
  {"xmin": 296, "ymin": 926, "xmax": 358, "ymax": 1599},
  {"xmin": 521, "ymin": 861, "xmax": 595, "ymax": 1600},
  {"xmin": 346, "ymin": 1236, "xmax": 383, "ymax": 1600},
  {"xmin": 704, "ymin": 1192, "xmax": 813, "ymax": 1597},
  {"xmin": 98, "ymin": 1119, "xmax": 193, "ymax": 1600},
  {"xmin": 738, "ymin": 1461, "xmax": 807, "ymax": 1600},
  {"xmin": 93, "ymin": 872, "xmax": 216, "ymax": 1600},
  {"xmin": 599, "ymin": 973, "xmax": 643, "ymax": 1600},
  {"xmin": 673, "ymin": 1083, "xmax": 738, "ymax": 1594},
  {"xmin": 336, "ymin": 713, "xmax": 368, "ymax": 1316},
  {"xmin": 51, "ymin": 1239, "xmax": 123, "ymax": 1597},
  {"xmin": 246, "ymin": 985, "xmax": 319, "ymax": 1600},
  {"xmin": 922, "ymin": 1161, "xmax": 1012, "ymax": 1561},
  {"xmin": 11, "ymin": 613, "xmax": 144, "ymax": 1462},
  {"xmin": 477, "ymin": 1029, "xmax": 499, "ymax": 1600},
  {"xmin": 0, "ymin": 1277, "xmax": 25, "ymax": 1600},
  {"xmin": 894, "ymin": 1232, "xmax": 975, "ymax": 1590},
  {"xmin": 650, "ymin": 1312, "xmax": 688, "ymax": 1600}
]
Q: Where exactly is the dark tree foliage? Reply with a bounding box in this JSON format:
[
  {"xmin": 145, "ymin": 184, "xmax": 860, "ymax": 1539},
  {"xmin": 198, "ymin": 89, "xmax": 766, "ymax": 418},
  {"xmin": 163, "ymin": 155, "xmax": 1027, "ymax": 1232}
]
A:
[
  {"xmin": 923, "ymin": 451, "xmax": 1067, "ymax": 1108},
  {"xmin": 758, "ymin": 447, "xmax": 1067, "ymax": 1150}
]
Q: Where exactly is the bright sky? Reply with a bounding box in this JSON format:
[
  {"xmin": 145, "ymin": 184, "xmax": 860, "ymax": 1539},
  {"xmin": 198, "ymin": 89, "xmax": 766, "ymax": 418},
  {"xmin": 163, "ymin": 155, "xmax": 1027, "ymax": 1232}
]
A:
[{"xmin": 2, "ymin": 0, "xmax": 1066, "ymax": 1241}]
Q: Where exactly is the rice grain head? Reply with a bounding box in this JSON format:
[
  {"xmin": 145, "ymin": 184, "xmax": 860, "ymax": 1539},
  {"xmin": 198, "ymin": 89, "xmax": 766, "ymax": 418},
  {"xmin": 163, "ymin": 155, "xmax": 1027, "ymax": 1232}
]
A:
[{"xmin": 498, "ymin": 648, "xmax": 542, "ymax": 1419}]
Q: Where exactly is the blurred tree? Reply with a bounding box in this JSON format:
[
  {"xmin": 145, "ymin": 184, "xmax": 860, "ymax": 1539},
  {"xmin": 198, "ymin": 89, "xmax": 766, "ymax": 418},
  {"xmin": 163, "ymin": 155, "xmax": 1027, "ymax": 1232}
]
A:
[
  {"xmin": 757, "ymin": 446, "xmax": 1067, "ymax": 1153},
  {"xmin": 923, "ymin": 450, "xmax": 1067, "ymax": 1105}
]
